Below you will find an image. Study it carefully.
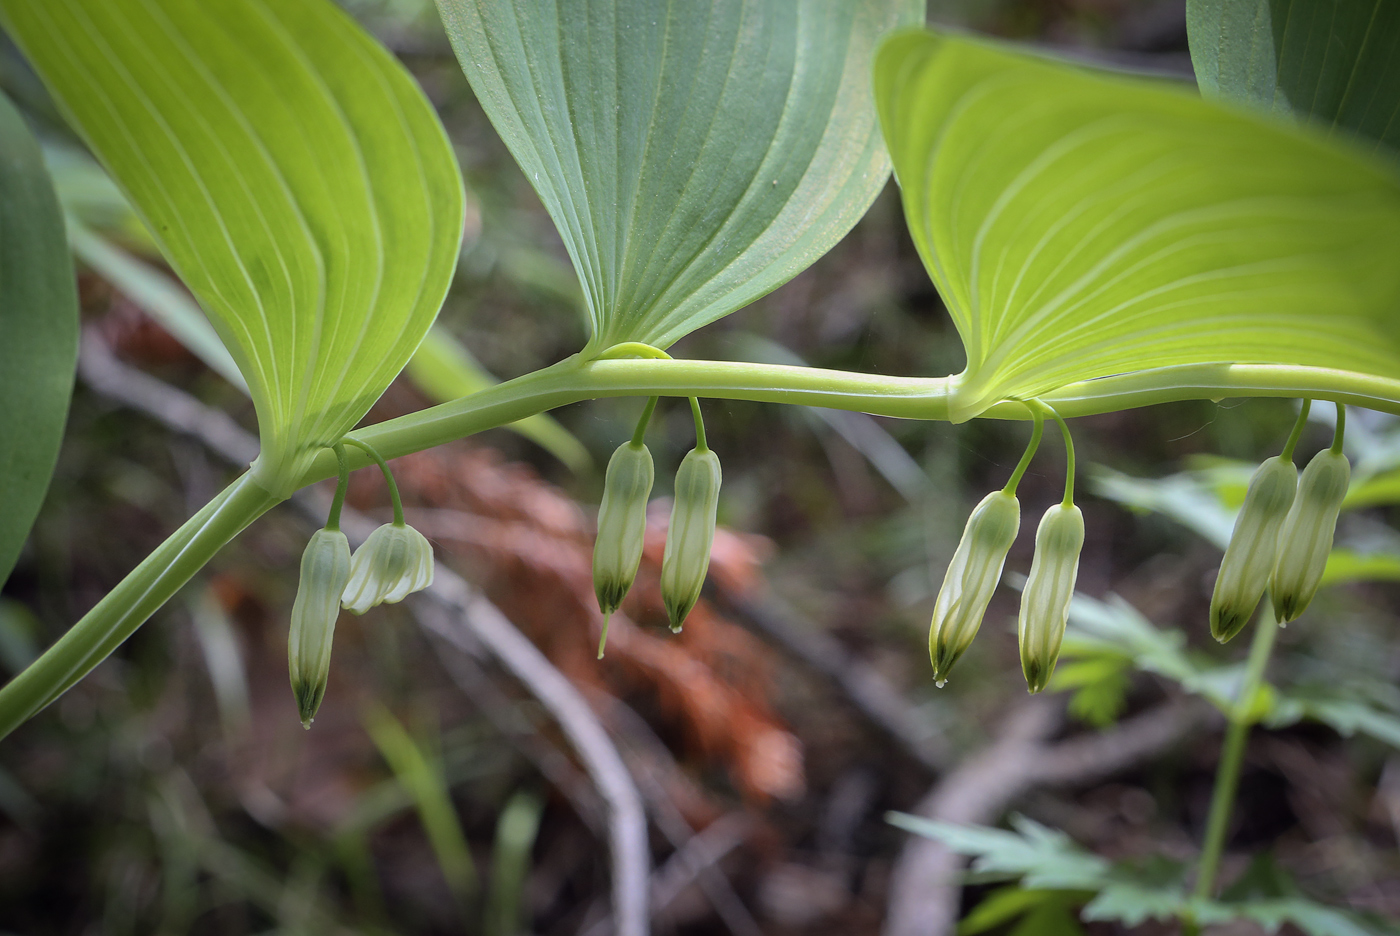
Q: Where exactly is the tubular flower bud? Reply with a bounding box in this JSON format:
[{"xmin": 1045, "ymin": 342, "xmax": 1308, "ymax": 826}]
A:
[
  {"xmin": 1209, "ymin": 456, "xmax": 1297, "ymax": 642},
  {"xmin": 593, "ymin": 441, "xmax": 655, "ymax": 615},
  {"xmin": 1018, "ymin": 503, "xmax": 1085, "ymax": 693},
  {"xmin": 341, "ymin": 522, "xmax": 435, "ymax": 615},
  {"xmin": 930, "ymin": 490, "xmax": 1020, "ymax": 686},
  {"xmin": 1271, "ymin": 448, "xmax": 1350, "ymax": 623},
  {"xmin": 289, "ymin": 528, "xmax": 352, "ymax": 728},
  {"xmin": 660, "ymin": 447, "xmax": 722, "ymax": 632}
]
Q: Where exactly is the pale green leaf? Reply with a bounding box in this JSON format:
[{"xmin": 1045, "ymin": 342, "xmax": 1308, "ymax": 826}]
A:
[
  {"xmin": 1188, "ymin": 0, "xmax": 1400, "ymax": 157},
  {"xmin": 875, "ymin": 30, "xmax": 1400, "ymax": 422},
  {"xmin": 886, "ymin": 813, "xmax": 1111, "ymax": 891},
  {"xmin": 0, "ymin": 0, "xmax": 464, "ymax": 492},
  {"xmin": 435, "ymin": 0, "xmax": 923, "ymax": 353},
  {"xmin": 0, "ymin": 90, "xmax": 77, "ymax": 587},
  {"xmin": 406, "ymin": 327, "xmax": 591, "ymax": 472}
]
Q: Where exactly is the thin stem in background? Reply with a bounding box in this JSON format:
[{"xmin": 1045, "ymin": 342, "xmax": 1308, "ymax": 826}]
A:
[{"xmin": 1190, "ymin": 600, "xmax": 1280, "ymax": 911}]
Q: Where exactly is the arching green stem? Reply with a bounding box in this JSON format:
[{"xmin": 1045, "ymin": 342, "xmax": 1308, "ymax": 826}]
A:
[
  {"xmin": 1280, "ymin": 399, "xmax": 1312, "ymax": 461},
  {"xmin": 690, "ymin": 397, "xmax": 708, "ymax": 452},
  {"xmin": 1026, "ymin": 400, "xmax": 1076, "ymax": 505},
  {"xmin": 1003, "ymin": 406, "xmax": 1044, "ymax": 497},
  {"xmin": 631, "ymin": 397, "xmax": 659, "ymax": 447},
  {"xmin": 343, "ymin": 436, "xmax": 404, "ymax": 526},
  {"xmin": 326, "ymin": 443, "xmax": 350, "ymax": 531}
]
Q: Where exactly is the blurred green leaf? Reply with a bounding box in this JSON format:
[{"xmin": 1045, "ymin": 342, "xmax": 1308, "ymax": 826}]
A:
[
  {"xmin": 1048, "ymin": 656, "xmax": 1131, "ymax": 728},
  {"xmin": 960, "ymin": 887, "xmax": 1092, "ymax": 936},
  {"xmin": 0, "ymin": 90, "xmax": 77, "ymax": 588},
  {"xmin": 887, "ymin": 813, "xmax": 1111, "ymax": 890},
  {"xmin": 436, "ymin": 0, "xmax": 923, "ymax": 353},
  {"xmin": 875, "ymin": 30, "xmax": 1400, "ymax": 422},
  {"xmin": 486, "ymin": 791, "xmax": 542, "ymax": 936},
  {"xmin": 1187, "ymin": 0, "xmax": 1400, "ymax": 158},
  {"xmin": 0, "ymin": 0, "xmax": 464, "ymax": 490},
  {"xmin": 1267, "ymin": 688, "xmax": 1400, "ymax": 749},
  {"xmin": 364, "ymin": 703, "xmax": 479, "ymax": 908},
  {"xmin": 1320, "ymin": 548, "xmax": 1400, "ymax": 585},
  {"xmin": 407, "ymin": 327, "xmax": 591, "ymax": 472},
  {"xmin": 1344, "ymin": 468, "xmax": 1400, "ymax": 509}
]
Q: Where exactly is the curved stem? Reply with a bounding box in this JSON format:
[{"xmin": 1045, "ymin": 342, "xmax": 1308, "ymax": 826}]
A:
[
  {"xmin": 689, "ymin": 397, "xmax": 708, "ymax": 452},
  {"xmin": 1003, "ymin": 406, "xmax": 1044, "ymax": 497},
  {"xmin": 1280, "ymin": 400, "xmax": 1312, "ymax": 461},
  {"xmin": 343, "ymin": 436, "xmax": 404, "ymax": 526},
  {"xmin": 1192, "ymin": 602, "xmax": 1279, "ymax": 905},
  {"xmin": 294, "ymin": 357, "xmax": 1400, "ymax": 490},
  {"xmin": 326, "ymin": 443, "xmax": 350, "ymax": 530},
  {"xmin": 630, "ymin": 397, "xmax": 658, "ymax": 448},
  {"xmin": 1332, "ymin": 402, "xmax": 1346, "ymax": 455},
  {"xmin": 0, "ymin": 472, "xmax": 280, "ymax": 739}
]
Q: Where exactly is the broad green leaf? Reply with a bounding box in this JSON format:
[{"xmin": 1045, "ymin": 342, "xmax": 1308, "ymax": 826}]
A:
[
  {"xmin": 1188, "ymin": 0, "xmax": 1400, "ymax": 157},
  {"xmin": 406, "ymin": 327, "xmax": 591, "ymax": 472},
  {"xmin": 875, "ymin": 31, "xmax": 1400, "ymax": 422},
  {"xmin": 0, "ymin": 90, "xmax": 77, "ymax": 587},
  {"xmin": 0, "ymin": 0, "xmax": 464, "ymax": 494},
  {"xmin": 435, "ymin": 0, "xmax": 923, "ymax": 353}
]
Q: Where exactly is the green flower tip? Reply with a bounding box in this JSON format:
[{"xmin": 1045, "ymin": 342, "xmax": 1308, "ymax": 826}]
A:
[
  {"xmin": 593, "ymin": 441, "xmax": 655, "ymax": 619},
  {"xmin": 341, "ymin": 522, "xmax": 435, "ymax": 616},
  {"xmin": 1018, "ymin": 503, "xmax": 1084, "ymax": 693},
  {"xmin": 288, "ymin": 528, "xmax": 351, "ymax": 729},
  {"xmin": 1209, "ymin": 455, "xmax": 1297, "ymax": 643},
  {"xmin": 1271, "ymin": 448, "xmax": 1350, "ymax": 624},
  {"xmin": 929, "ymin": 490, "xmax": 1020, "ymax": 686},
  {"xmin": 660, "ymin": 447, "xmax": 721, "ymax": 632}
]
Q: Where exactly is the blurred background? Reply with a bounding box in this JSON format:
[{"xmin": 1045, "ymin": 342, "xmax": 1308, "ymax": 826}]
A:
[{"xmin": 2, "ymin": 0, "xmax": 1399, "ymax": 933}]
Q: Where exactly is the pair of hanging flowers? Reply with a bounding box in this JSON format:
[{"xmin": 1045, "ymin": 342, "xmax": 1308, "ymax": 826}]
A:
[{"xmin": 289, "ymin": 439, "xmax": 434, "ymax": 728}]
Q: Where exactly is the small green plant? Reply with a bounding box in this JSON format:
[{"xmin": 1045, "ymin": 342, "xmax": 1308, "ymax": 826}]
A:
[{"xmin": 1, "ymin": 0, "xmax": 1398, "ymax": 930}]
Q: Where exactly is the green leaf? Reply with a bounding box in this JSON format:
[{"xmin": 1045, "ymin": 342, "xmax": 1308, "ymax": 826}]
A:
[
  {"xmin": 364, "ymin": 703, "xmax": 478, "ymax": 906},
  {"xmin": 960, "ymin": 887, "xmax": 1092, "ymax": 936},
  {"xmin": 886, "ymin": 813, "xmax": 1111, "ymax": 891},
  {"xmin": 1320, "ymin": 548, "xmax": 1400, "ymax": 585},
  {"xmin": 0, "ymin": 0, "xmax": 465, "ymax": 493},
  {"xmin": 1187, "ymin": 0, "xmax": 1400, "ymax": 158},
  {"xmin": 406, "ymin": 327, "xmax": 591, "ymax": 472},
  {"xmin": 1049, "ymin": 656, "xmax": 1132, "ymax": 727},
  {"xmin": 875, "ymin": 30, "xmax": 1400, "ymax": 422},
  {"xmin": 485, "ymin": 791, "xmax": 543, "ymax": 936},
  {"xmin": 0, "ymin": 90, "xmax": 77, "ymax": 587},
  {"xmin": 435, "ymin": 0, "xmax": 923, "ymax": 353}
]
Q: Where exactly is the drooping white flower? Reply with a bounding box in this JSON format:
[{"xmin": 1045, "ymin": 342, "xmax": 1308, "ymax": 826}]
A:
[
  {"xmin": 660, "ymin": 447, "xmax": 722, "ymax": 632},
  {"xmin": 929, "ymin": 490, "xmax": 1020, "ymax": 686},
  {"xmin": 1272, "ymin": 448, "xmax": 1350, "ymax": 623},
  {"xmin": 1210, "ymin": 455, "xmax": 1297, "ymax": 642},
  {"xmin": 1018, "ymin": 502, "xmax": 1084, "ymax": 693},
  {"xmin": 289, "ymin": 528, "xmax": 352, "ymax": 728},
  {"xmin": 341, "ymin": 522, "xmax": 435, "ymax": 616}
]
